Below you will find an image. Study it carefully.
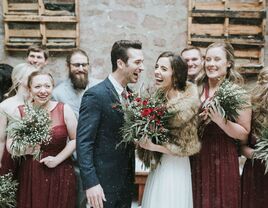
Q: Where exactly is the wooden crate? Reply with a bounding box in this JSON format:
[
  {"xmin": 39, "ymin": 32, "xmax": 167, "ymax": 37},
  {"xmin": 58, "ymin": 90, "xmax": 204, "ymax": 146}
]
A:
[
  {"xmin": 188, "ymin": 0, "xmax": 266, "ymax": 74},
  {"xmin": 3, "ymin": 0, "xmax": 80, "ymax": 51}
]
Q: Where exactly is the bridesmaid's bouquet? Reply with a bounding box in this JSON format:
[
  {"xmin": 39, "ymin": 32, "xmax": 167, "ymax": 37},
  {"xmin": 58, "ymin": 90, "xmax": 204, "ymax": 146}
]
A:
[
  {"xmin": 117, "ymin": 90, "xmax": 173, "ymax": 146},
  {"xmin": 6, "ymin": 102, "xmax": 52, "ymax": 160},
  {"xmin": 253, "ymin": 128, "xmax": 268, "ymax": 174},
  {"xmin": 202, "ymin": 79, "xmax": 248, "ymax": 123},
  {"xmin": 0, "ymin": 173, "xmax": 18, "ymax": 208}
]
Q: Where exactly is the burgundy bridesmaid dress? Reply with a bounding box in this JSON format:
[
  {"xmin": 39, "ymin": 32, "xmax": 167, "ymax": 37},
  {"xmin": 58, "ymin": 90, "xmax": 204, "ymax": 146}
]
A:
[{"xmin": 17, "ymin": 103, "xmax": 76, "ymax": 208}]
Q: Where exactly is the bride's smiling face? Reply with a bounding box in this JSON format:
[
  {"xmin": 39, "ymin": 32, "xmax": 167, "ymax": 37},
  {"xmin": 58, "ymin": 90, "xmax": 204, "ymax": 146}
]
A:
[{"xmin": 154, "ymin": 57, "xmax": 173, "ymax": 90}]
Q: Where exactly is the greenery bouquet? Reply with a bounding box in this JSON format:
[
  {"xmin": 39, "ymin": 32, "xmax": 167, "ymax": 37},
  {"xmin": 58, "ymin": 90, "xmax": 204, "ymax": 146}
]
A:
[
  {"xmin": 253, "ymin": 128, "xmax": 268, "ymax": 174},
  {"xmin": 0, "ymin": 173, "xmax": 18, "ymax": 208},
  {"xmin": 6, "ymin": 102, "xmax": 51, "ymax": 160},
  {"xmin": 202, "ymin": 79, "xmax": 248, "ymax": 122}
]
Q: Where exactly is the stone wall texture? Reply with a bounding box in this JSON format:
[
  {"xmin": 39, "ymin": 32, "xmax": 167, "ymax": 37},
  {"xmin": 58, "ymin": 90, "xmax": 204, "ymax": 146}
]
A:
[{"xmin": 0, "ymin": 0, "xmax": 267, "ymax": 88}]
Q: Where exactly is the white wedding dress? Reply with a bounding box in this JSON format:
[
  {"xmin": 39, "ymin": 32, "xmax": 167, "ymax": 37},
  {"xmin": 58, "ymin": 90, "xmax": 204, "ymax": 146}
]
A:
[{"xmin": 141, "ymin": 154, "xmax": 193, "ymax": 208}]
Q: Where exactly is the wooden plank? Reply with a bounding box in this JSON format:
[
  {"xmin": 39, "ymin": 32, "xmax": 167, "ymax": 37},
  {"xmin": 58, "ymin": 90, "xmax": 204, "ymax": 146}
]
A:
[
  {"xmin": 190, "ymin": 24, "xmax": 262, "ymax": 36},
  {"xmin": 234, "ymin": 49, "xmax": 260, "ymax": 59},
  {"xmin": 46, "ymin": 30, "xmax": 77, "ymax": 38},
  {"xmin": 193, "ymin": 2, "xmax": 225, "ymax": 11},
  {"xmin": 38, "ymin": 0, "xmax": 45, "ymax": 15},
  {"xmin": 228, "ymin": 2, "xmax": 265, "ymax": 11},
  {"xmin": 4, "ymin": 12, "xmax": 38, "ymax": 16},
  {"xmin": 190, "ymin": 37, "xmax": 264, "ymax": 45},
  {"xmin": 4, "ymin": 15, "xmax": 77, "ymax": 23},
  {"xmin": 191, "ymin": 10, "xmax": 266, "ymax": 18},
  {"xmin": 238, "ymin": 65, "xmax": 263, "ymax": 74},
  {"xmin": 190, "ymin": 23, "xmax": 224, "ymax": 36},
  {"xmin": 40, "ymin": 16, "xmax": 77, "ymax": 23},
  {"xmin": 46, "ymin": 42, "xmax": 75, "ymax": 46},
  {"xmin": 40, "ymin": 23, "xmax": 46, "ymax": 45},
  {"xmin": 6, "ymin": 42, "xmax": 38, "ymax": 46},
  {"xmin": 75, "ymin": 0, "xmax": 79, "ymax": 16},
  {"xmin": 4, "ymin": 22, "xmax": 9, "ymax": 44},
  {"xmin": 5, "ymin": 47, "xmax": 76, "ymax": 51},
  {"xmin": 8, "ymin": 3, "xmax": 39, "ymax": 11},
  {"xmin": 4, "ymin": 15, "xmax": 40, "ymax": 22},
  {"xmin": 76, "ymin": 0, "xmax": 80, "ymax": 47},
  {"xmin": 8, "ymin": 29, "xmax": 41, "ymax": 37},
  {"xmin": 3, "ymin": 0, "xmax": 8, "ymax": 14},
  {"xmin": 189, "ymin": 45, "xmax": 261, "ymax": 59},
  {"xmin": 194, "ymin": 2, "xmax": 265, "ymax": 11},
  {"xmin": 229, "ymin": 24, "xmax": 262, "ymax": 35},
  {"xmin": 224, "ymin": 17, "xmax": 229, "ymax": 37}
]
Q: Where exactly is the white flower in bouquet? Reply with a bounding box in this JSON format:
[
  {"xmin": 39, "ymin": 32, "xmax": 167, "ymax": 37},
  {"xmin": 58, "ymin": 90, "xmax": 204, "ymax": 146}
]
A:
[
  {"xmin": 0, "ymin": 172, "xmax": 18, "ymax": 208},
  {"xmin": 6, "ymin": 102, "xmax": 52, "ymax": 160}
]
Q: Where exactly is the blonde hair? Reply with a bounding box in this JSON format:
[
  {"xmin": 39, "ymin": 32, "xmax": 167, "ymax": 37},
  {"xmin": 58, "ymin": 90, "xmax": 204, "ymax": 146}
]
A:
[
  {"xmin": 251, "ymin": 67, "xmax": 268, "ymax": 137},
  {"xmin": 196, "ymin": 42, "xmax": 244, "ymax": 95},
  {"xmin": 6, "ymin": 63, "xmax": 39, "ymax": 98}
]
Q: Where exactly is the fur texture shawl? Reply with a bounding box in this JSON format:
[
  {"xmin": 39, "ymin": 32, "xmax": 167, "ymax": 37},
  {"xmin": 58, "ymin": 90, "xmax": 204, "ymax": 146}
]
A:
[
  {"xmin": 164, "ymin": 82, "xmax": 201, "ymax": 156},
  {"xmin": 137, "ymin": 82, "xmax": 201, "ymax": 169}
]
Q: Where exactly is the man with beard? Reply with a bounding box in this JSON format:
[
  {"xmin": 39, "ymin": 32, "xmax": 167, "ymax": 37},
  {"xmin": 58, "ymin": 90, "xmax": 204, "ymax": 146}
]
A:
[
  {"xmin": 53, "ymin": 48, "xmax": 100, "ymax": 118},
  {"xmin": 181, "ymin": 46, "xmax": 203, "ymax": 83},
  {"xmin": 52, "ymin": 48, "xmax": 101, "ymax": 208}
]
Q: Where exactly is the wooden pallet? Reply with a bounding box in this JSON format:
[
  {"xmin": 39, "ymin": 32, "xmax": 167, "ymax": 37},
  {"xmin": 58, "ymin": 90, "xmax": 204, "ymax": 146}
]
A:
[
  {"xmin": 188, "ymin": 0, "xmax": 266, "ymax": 74},
  {"xmin": 3, "ymin": 0, "xmax": 80, "ymax": 51}
]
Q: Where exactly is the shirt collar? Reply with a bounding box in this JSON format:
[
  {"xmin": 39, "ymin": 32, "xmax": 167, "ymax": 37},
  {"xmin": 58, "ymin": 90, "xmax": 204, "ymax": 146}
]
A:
[{"xmin": 108, "ymin": 74, "xmax": 124, "ymax": 96}]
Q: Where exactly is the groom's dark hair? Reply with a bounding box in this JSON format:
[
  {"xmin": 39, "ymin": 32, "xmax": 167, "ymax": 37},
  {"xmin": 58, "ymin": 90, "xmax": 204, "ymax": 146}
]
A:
[{"xmin": 111, "ymin": 40, "xmax": 142, "ymax": 72}]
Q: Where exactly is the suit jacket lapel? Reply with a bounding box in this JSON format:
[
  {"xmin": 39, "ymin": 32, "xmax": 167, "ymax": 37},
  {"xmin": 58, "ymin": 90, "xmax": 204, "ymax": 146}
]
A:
[{"xmin": 103, "ymin": 78, "xmax": 120, "ymax": 104}]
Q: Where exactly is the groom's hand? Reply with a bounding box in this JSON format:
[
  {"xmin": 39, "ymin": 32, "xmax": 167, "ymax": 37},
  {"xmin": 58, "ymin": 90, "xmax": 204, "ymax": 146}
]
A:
[{"xmin": 86, "ymin": 184, "xmax": 106, "ymax": 208}]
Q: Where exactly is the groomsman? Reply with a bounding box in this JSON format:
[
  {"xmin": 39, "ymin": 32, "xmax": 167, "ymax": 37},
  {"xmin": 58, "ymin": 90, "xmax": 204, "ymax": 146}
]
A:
[
  {"xmin": 77, "ymin": 40, "xmax": 144, "ymax": 208},
  {"xmin": 181, "ymin": 46, "xmax": 203, "ymax": 83},
  {"xmin": 26, "ymin": 44, "xmax": 48, "ymax": 69}
]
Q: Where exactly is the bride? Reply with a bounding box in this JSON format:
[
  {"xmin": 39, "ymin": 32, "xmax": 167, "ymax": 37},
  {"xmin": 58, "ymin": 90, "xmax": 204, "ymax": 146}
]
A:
[{"xmin": 138, "ymin": 51, "xmax": 200, "ymax": 208}]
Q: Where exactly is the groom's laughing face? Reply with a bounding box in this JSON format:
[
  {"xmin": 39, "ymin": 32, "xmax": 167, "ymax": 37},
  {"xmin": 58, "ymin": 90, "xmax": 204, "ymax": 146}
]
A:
[{"xmin": 123, "ymin": 48, "xmax": 144, "ymax": 84}]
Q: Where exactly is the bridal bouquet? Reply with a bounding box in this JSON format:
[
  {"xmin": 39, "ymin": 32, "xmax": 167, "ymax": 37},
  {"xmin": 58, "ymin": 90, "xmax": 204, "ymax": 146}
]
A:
[
  {"xmin": 202, "ymin": 79, "xmax": 248, "ymax": 122},
  {"xmin": 118, "ymin": 90, "xmax": 173, "ymax": 146},
  {"xmin": 6, "ymin": 103, "xmax": 52, "ymax": 160},
  {"xmin": 0, "ymin": 173, "xmax": 18, "ymax": 208},
  {"xmin": 253, "ymin": 128, "xmax": 268, "ymax": 174},
  {"xmin": 117, "ymin": 90, "xmax": 174, "ymax": 169}
]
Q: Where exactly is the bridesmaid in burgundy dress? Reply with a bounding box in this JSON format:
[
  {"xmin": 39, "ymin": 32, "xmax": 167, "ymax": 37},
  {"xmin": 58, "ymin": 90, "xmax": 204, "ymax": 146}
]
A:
[
  {"xmin": 6, "ymin": 71, "xmax": 77, "ymax": 208},
  {"xmin": 191, "ymin": 42, "xmax": 252, "ymax": 208},
  {"xmin": 241, "ymin": 67, "xmax": 268, "ymax": 208},
  {"xmin": 0, "ymin": 63, "xmax": 38, "ymax": 175}
]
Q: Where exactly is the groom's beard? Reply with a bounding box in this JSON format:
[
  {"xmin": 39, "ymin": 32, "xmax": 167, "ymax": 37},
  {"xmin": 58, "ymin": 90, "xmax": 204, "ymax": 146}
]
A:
[{"xmin": 70, "ymin": 71, "xmax": 89, "ymax": 90}]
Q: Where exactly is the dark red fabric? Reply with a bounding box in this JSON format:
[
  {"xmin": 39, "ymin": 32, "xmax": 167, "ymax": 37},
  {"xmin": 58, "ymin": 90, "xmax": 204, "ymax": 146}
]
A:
[
  {"xmin": 241, "ymin": 134, "xmax": 268, "ymax": 208},
  {"xmin": 0, "ymin": 146, "xmax": 18, "ymax": 176},
  {"xmin": 191, "ymin": 85, "xmax": 240, "ymax": 208},
  {"xmin": 17, "ymin": 103, "xmax": 76, "ymax": 208},
  {"xmin": 241, "ymin": 159, "xmax": 268, "ymax": 208}
]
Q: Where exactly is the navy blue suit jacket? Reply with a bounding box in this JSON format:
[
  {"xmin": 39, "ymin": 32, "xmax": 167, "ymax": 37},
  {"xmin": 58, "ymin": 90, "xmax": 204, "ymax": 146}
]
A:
[{"xmin": 76, "ymin": 78, "xmax": 135, "ymax": 195}]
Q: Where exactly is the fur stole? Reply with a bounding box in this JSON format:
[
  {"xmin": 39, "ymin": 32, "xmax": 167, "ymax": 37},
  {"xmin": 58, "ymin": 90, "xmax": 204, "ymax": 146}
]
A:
[{"xmin": 137, "ymin": 82, "xmax": 201, "ymax": 169}]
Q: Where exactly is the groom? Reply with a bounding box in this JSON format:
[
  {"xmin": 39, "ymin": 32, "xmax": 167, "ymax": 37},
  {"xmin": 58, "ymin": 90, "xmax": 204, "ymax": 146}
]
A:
[{"xmin": 76, "ymin": 40, "xmax": 144, "ymax": 208}]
